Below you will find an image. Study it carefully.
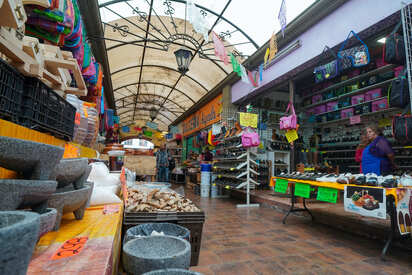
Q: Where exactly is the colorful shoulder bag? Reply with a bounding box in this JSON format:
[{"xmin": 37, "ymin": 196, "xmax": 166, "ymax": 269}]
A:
[{"xmin": 338, "ymin": 30, "xmax": 370, "ymax": 68}]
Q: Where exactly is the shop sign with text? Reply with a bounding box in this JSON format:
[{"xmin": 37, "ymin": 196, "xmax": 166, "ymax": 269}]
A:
[{"xmin": 182, "ymin": 94, "xmax": 222, "ymax": 136}]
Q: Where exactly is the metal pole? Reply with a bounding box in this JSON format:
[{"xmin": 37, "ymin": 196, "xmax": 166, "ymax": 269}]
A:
[
  {"xmin": 401, "ymin": 3, "xmax": 412, "ymax": 113},
  {"xmin": 247, "ymin": 148, "xmax": 250, "ymax": 205},
  {"xmin": 289, "ymin": 80, "xmax": 295, "ymax": 170}
]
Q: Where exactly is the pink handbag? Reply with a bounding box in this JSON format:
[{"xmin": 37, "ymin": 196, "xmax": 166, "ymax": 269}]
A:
[
  {"xmin": 280, "ymin": 102, "xmax": 297, "ymax": 130},
  {"xmin": 241, "ymin": 128, "xmax": 260, "ymax": 147}
]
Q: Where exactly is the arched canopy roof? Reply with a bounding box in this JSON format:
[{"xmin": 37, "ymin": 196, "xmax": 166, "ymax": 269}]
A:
[{"xmin": 97, "ymin": 0, "xmax": 258, "ymax": 130}]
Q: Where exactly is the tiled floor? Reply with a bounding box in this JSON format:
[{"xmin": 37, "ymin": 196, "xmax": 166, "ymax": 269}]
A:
[{"xmin": 187, "ymin": 190, "xmax": 412, "ymax": 275}]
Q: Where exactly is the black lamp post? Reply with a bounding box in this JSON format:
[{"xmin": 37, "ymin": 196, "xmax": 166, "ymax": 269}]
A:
[
  {"xmin": 174, "ymin": 47, "xmax": 193, "ymax": 74},
  {"xmin": 149, "ymin": 106, "xmax": 157, "ymax": 121}
]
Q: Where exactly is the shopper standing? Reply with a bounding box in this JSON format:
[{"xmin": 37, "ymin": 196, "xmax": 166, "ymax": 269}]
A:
[
  {"xmin": 202, "ymin": 147, "xmax": 213, "ymax": 162},
  {"xmin": 362, "ymin": 125, "xmax": 396, "ymax": 176},
  {"xmin": 355, "ymin": 134, "xmax": 369, "ymax": 173},
  {"xmin": 156, "ymin": 144, "xmax": 170, "ymax": 182}
]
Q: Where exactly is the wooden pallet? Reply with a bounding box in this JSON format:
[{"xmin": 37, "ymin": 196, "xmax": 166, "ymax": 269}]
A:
[
  {"xmin": 0, "ymin": 29, "xmax": 87, "ymax": 97},
  {"xmin": 0, "ymin": 0, "xmax": 26, "ymax": 29}
]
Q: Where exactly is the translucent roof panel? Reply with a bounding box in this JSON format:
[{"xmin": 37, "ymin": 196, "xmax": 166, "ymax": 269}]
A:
[{"xmin": 98, "ymin": 0, "xmax": 315, "ymax": 128}]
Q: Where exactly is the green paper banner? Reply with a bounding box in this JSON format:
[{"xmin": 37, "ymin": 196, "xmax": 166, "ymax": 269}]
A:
[
  {"xmin": 274, "ymin": 179, "xmax": 288, "ymax": 194},
  {"xmin": 317, "ymin": 187, "xmax": 338, "ymax": 203},
  {"xmin": 294, "ymin": 183, "xmax": 311, "ymax": 198},
  {"xmin": 143, "ymin": 130, "xmax": 153, "ymax": 137}
]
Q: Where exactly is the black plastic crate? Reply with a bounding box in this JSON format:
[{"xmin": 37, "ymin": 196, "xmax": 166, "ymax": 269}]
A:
[
  {"xmin": 0, "ymin": 58, "xmax": 24, "ymax": 123},
  {"xmin": 21, "ymin": 78, "xmax": 75, "ymax": 140},
  {"xmin": 123, "ymin": 211, "xmax": 205, "ymax": 266}
]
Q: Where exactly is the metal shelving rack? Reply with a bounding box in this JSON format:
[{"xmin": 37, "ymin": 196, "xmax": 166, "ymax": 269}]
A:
[{"xmin": 213, "ymin": 136, "xmax": 260, "ymax": 208}]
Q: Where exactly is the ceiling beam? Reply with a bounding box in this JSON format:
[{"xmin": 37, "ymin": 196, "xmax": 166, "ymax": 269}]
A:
[
  {"xmin": 119, "ymin": 108, "xmax": 174, "ymax": 122},
  {"xmin": 117, "ymin": 103, "xmax": 183, "ymax": 116}
]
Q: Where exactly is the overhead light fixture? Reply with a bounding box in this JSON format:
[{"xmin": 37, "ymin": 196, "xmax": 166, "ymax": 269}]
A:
[
  {"xmin": 149, "ymin": 106, "xmax": 157, "ymax": 121},
  {"xmin": 377, "ymin": 37, "xmax": 386, "ymax": 44},
  {"xmin": 174, "ymin": 47, "xmax": 193, "ymax": 74}
]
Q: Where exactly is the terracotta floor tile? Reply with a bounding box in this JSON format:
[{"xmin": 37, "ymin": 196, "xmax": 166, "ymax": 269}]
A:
[
  {"xmin": 182, "ymin": 187, "xmax": 412, "ymax": 275},
  {"xmin": 210, "ymin": 261, "xmax": 257, "ymax": 275}
]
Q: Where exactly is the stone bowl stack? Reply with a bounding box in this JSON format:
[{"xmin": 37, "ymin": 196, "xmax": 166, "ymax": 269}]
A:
[
  {"xmin": 47, "ymin": 158, "xmax": 93, "ymax": 230},
  {"xmin": 0, "ymin": 137, "xmax": 65, "ymax": 237},
  {"xmin": 0, "ymin": 211, "xmax": 40, "ymax": 275},
  {"xmin": 122, "ymin": 235, "xmax": 191, "ymax": 274},
  {"xmin": 47, "ymin": 181, "xmax": 94, "ymax": 230}
]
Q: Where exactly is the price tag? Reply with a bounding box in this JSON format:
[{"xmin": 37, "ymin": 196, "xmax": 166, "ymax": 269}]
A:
[
  {"xmin": 239, "ymin": 112, "xmax": 258, "ymax": 128},
  {"xmin": 294, "ymin": 183, "xmax": 311, "ymax": 198},
  {"xmin": 285, "ymin": 129, "xmax": 298, "ymax": 143},
  {"xmin": 51, "ymin": 237, "xmax": 88, "ymax": 260},
  {"xmin": 317, "ymin": 187, "xmax": 338, "ymax": 203},
  {"xmin": 274, "ymin": 179, "xmax": 288, "ymax": 193},
  {"xmin": 103, "ymin": 204, "xmax": 120, "ymax": 214},
  {"xmin": 225, "ymin": 185, "xmax": 230, "ymax": 189},
  {"xmin": 350, "ymin": 115, "xmax": 361, "ymax": 125},
  {"xmin": 213, "ymin": 184, "xmax": 216, "ymax": 186},
  {"xmin": 218, "ymin": 175, "xmax": 222, "ymax": 178},
  {"xmin": 230, "ymin": 168, "xmax": 235, "ymax": 171},
  {"xmin": 213, "ymin": 166, "xmax": 217, "ymax": 169}
]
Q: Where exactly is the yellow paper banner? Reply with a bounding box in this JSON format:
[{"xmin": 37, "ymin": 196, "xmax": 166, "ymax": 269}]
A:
[
  {"xmin": 285, "ymin": 129, "xmax": 298, "ymax": 143},
  {"xmin": 239, "ymin": 112, "xmax": 258, "ymax": 128}
]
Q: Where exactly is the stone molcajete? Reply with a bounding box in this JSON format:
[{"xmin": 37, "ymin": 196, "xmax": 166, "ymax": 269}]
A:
[
  {"xmin": 38, "ymin": 208, "xmax": 57, "ymax": 237},
  {"xmin": 51, "ymin": 158, "xmax": 91, "ymax": 189},
  {"xmin": 0, "ymin": 211, "xmax": 40, "ymax": 275},
  {"xmin": 0, "ymin": 136, "xmax": 64, "ymax": 180},
  {"xmin": 0, "ymin": 179, "xmax": 57, "ymax": 212},
  {"xmin": 143, "ymin": 269, "xmax": 202, "ymax": 275},
  {"xmin": 47, "ymin": 182, "xmax": 94, "ymax": 230},
  {"xmin": 122, "ymin": 235, "xmax": 191, "ymax": 274}
]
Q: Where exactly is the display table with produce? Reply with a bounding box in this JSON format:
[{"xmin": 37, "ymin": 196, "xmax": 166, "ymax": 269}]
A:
[
  {"xmin": 27, "ymin": 203, "xmax": 123, "ymax": 275},
  {"xmin": 273, "ymin": 175, "xmax": 411, "ymax": 260}
]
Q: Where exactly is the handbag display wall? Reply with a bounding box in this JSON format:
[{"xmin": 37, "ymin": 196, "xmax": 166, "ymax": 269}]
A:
[
  {"xmin": 384, "ymin": 22, "xmax": 406, "ymax": 65},
  {"xmin": 393, "ymin": 114, "xmax": 412, "ymax": 144},
  {"xmin": 388, "ymin": 70, "xmax": 410, "ymax": 108}
]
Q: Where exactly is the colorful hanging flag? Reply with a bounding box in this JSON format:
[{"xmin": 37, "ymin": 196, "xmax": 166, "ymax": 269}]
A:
[
  {"xmin": 212, "ymin": 31, "xmax": 229, "ymax": 65},
  {"xmin": 278, "ymin": 0, "xmax": 287, "ymax": 37},
  {"xmin": 239, "ymin": 64, "xmax": 250, "ymax": 84},
  {"xmin": 100, "ymin": 87, "xmax": 104, "ymax": 114},
  {"xmin": 187, "ymin": 0, "xmax": 210, "ymax": 41},
  {"xmin": 264, "ymin": 48, "xmax": 270, "ymax": 66},
  {"xmin": 230, "ymin": 53, "xmax": 242, "ymax": 77},
  {"xmin": 259, "ymin": 64, "xmax": 263, "ymax": 81},
  {"xmin": 248, "ymin": 71, "xmax": 258, "ymax": 87},
  {"xmin": 122, "ymin": 126, "xmax": 130, "ymax": 133},
  {"xmin": 269, "ymin": 32, "xmax": 278, "ymax": 61}
]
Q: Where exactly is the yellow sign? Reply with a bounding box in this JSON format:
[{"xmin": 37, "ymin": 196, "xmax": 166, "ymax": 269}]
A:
[
  {"xmin": 285, "ymin": 129, "xmax": 298, "ymax": 143},
  {"xmin": 378, "ymin": 117, "xmax": 392, "ymax": 128},
  {"xmin": 239, "ymin": 112, "xmax": 258, "ymax": 128}
]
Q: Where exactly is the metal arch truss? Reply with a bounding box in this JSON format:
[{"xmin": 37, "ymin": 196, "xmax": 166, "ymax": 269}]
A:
[
  {"xmin": 99, "ymin": 0, "xmax": 258, "ymax": 124},
  {"xmin": 111, "ymin": 64, "xmax": 208, "ymax": 92},
  {"xmin": 113, "ymin": 82, "xmax": 197, "ymax": 104},
  {"xmin": 115, "ymin": 93, "xmax": 187, "ymax": 112},
  {"xmin": 118, "ymin": 108, "xmax": 175, "ymax": 122}
]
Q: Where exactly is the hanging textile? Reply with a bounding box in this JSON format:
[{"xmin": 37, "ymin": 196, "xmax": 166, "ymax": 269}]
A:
[
  {"xmin": 100, "ymin": 87, "xmax": 105, "ymax": 115},
  {"xmin": 278, "ymin": 0, "xmax": 287, "ymax": 37},
  {"xmin": 264, "ymin": 48, "xmax": 270, "ymax": 66},
  {"xmin": 230, "ymin": 53, "xmax": 242, "ymax": 77},
  {"xmin": 212, "ymin": 32, "xmax": 229, "ymax": 65},
  {"xmin": 259, "ymin": 64, "xmax": 263, "ymax": 81},
  {"xmin": 187, "ymin": 0, "xmax": 210, "ymax": 41},
  {"xmin": 240, "ymin": 65, "xmax": 250, "ymax": 84},
  {"xmin": 269, "ymin": 32, "xmax": 278, "ymax": 61},
  {"xmin": 248, "ymin": 71, "xmax": 258, "ymax": 87}
]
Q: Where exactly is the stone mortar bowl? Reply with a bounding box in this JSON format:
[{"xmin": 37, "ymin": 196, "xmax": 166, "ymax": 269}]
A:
[
  {"xmin": 122, "ymin": 235, "xmax": 191, "ymax": 275},
  {"xmin": 0, "ymin": 179, "xmax": 57, "ymax": 212},
  {"xmin": 0, "ymin": 136, "xmax": 64, "ymax": 180},
  {"xmin": 50, "ymin": 158, "xmax": 91, "ymax": 189},
  {"xmin": 38, "ymin": 208, "xmax": 57, "ymax": 237},
  {"xmin": 47, "ymin": 182, "xmax": 94, "ymax": 230},
  {"xmin": 124, "ymin": 223, "xmax": 190, "ymax": 244},
  {"xmin": 0, "ymin": 211, "xmax": 40, "ymax": 275},
  {"xmin": 143, "ymin": 269, "xmax": 202, "ymax": 275}
]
